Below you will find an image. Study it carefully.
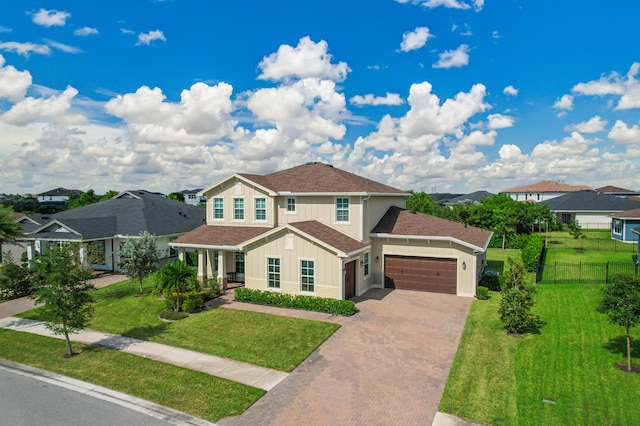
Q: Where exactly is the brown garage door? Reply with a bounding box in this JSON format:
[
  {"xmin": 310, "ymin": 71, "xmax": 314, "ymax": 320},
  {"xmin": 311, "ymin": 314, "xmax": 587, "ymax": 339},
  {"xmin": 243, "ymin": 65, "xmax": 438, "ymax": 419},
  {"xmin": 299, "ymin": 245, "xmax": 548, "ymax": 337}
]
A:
[{"xmin": 384, "ymin": 256, "xmax": 457, "ymax": 294}]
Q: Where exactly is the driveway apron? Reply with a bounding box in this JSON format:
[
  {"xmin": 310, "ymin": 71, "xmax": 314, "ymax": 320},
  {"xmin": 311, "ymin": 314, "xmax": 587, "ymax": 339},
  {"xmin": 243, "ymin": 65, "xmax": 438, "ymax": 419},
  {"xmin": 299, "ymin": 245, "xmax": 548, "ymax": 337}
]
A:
[{"xmin": 219, "ymin": 288, "xmax": 472, "ymax": 426}]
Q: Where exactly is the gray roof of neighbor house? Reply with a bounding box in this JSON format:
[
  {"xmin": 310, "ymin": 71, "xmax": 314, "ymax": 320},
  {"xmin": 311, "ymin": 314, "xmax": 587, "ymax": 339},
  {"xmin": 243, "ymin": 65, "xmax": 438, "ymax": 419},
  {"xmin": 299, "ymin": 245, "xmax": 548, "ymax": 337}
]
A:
[
  {"xmin": 595, "ymin": 185, "xmax": 638, "ymax": 195},
  {"xmin": 442, "ymin": 191, "xmax": 494, "ymax": 206},
  {"xmin": 542, "ymin": 190, "xmax": 640, "ymax": 212},
  {"xmin": 371, "ymin": 206, "xmax": 493, "ymax": 251},
  {"xmin": 37, "ymin": 187, "xmax": 84, "ymax": 197},
  {"xmin": 502, "ymin": 180, "xmax": 591, "ymax": 193},
  {"xmin": 24, "ymin": 190, "xmax": 206, "ymax": 241},
  {"xmin": 234, "ymin": 162, "xmax": 408, "ymax": 195}
]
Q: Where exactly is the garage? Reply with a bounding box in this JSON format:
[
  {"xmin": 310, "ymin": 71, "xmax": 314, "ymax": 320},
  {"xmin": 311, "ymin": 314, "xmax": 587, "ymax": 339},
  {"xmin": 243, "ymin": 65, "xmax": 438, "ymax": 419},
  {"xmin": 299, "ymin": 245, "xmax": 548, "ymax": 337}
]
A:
[{"xmin": 384, "ymin": 256, "xmax": 457, "ymax": 294}]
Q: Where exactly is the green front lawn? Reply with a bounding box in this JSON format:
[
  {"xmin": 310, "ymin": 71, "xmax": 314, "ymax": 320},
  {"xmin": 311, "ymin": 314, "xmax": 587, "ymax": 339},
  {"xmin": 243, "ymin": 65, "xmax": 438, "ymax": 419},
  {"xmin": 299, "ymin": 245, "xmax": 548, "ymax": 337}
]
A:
[
  {"xmin": 0, "ymin": 329, "xmax": 264, "ymax": 422},
  {"xmin": 18, "ymin": 277, "xmax": 340, "ymax": 372},
  {"xmin": 440, "ymin": 284, "xmax": 640, "ymax": 425}
]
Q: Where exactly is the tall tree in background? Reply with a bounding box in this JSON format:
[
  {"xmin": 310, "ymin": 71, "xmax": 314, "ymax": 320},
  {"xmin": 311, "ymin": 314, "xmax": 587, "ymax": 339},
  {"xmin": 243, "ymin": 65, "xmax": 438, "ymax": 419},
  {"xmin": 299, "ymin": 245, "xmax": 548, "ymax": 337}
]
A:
[
  {"xmin": 0, "ymin": 205, "xmax": 22, "ymax": 245},
  {"xmin": 65, "ymin": 189, "xmax": 100, "ymax": 209},
  {"xmin": 29, "ymin": 246, "xmax": 94, "ymax": 357},
  {"xmin": 167, "ymin": 192, "xmax": 186, "ymax": 203},
  {"xmin": 119, "ymin": 231, "xmax": 161, "ymax": 294},
  {"xmin": 598, "ymin": 274, "xmax": 640, "ymax": 372},
  {"xmin": 99, "ymin": 190, "xmax": 119, "ymax": 201},
  {"xmin": 406, "ymin": 190, "xmax": 442, "ymax": 217}
]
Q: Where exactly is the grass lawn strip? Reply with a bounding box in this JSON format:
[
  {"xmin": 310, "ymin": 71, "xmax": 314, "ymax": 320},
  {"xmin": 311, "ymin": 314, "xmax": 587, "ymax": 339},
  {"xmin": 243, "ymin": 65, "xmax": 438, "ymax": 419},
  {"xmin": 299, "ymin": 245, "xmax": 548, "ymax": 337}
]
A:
[
  {"xmin": 17, "ymin": 277, "xmax": 341, "ymax": 372},
  {"xmin": 0, "ymin": 329, "xmax": 264, "ymax": 423},
  {"xmin": 544, "ymin": 248, "xmax": 633, "ymax": 264},
  {"xmin": 440, "ymin": 284, "xmax": 640, "ymax": 425}
]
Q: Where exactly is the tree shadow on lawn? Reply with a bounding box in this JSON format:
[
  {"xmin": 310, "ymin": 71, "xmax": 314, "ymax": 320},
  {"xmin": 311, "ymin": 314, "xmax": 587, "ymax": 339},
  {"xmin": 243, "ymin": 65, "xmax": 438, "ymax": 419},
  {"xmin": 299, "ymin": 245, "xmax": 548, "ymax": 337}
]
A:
[
  {"xmin": 603, "ymin": 335, "xmax": 640, "ymax": 360},
  {"xmin": 119, "ymin": 322, "xmax": 171, "ymax": 343}
]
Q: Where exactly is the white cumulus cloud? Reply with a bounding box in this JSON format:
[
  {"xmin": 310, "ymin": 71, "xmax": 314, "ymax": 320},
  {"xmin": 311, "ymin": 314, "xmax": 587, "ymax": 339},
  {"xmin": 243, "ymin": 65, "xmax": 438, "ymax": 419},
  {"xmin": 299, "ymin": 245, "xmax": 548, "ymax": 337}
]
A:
[
  {"xmin": 350, "ymin": 93, "xmax": 404, "ymax": 106},
  {"xmin": 1, "ymin": 86, "xmax": 86, "ymax": 126},
  {"xmin": 257, "ymin": 36, "xmax": 350, "ymax": 82},
  {"xmin": 0, "ymin": 41, "xmax": 50, "ymax": 56},
  {"xmin": 74, "ymin": 27, "xmax": 98, "ymax": 36},
  {"xmin": 44, "ymin": 39, "xmax": 82, "ymax": 54},
  {"xmin": 553, "ymin": 94, "xmax": 573, "ymax": 117},
  {"xmin": 433, "ymin": 44, "xmax": 470, "ymax": 69},
  {"xmin": 572, "ymin": 63, "xmax": 640, "ymax": 110},
  {"xmin": 503, "ymin": 85, "xmax": 518, "ymax": 96},
  {"xmin": 136, "ymin": 30, "xmax": 166, "ymax": 46},
  {"xmin": 564, "ymin": 115, "xmax": 607, "ymax": 133},
  {"xmin": 31, "ymin": 9, "xmax": 71, "ymax": 27},
  {"xmin": 400, "ymin": 27, "xmax": 432, "ymax": 52},
  {"xmin": 0, "ymin": 54, "xmax": 32, "ymax": 102},
  {"xmin": 487, "ymin": 113, "xmax": 515, "ymax": 129},
  {"xmin": 608, "ymin": 120, "xmax": 640, "ymax": 144}
]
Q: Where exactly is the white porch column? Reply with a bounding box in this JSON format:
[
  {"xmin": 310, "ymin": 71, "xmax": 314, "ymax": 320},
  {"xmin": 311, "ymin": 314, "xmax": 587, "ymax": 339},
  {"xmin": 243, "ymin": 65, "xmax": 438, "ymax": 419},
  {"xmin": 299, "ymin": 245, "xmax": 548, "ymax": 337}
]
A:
[
  {"xmin": 79, "ymin": 245, "xmax": 87, "ymax": 266},
  {"xmin": 217, "ymin": 250, "xmax": 226, "ymax": 290},
  {"xmin": 197, "ymin": 249, "xmax": 206, "ymax": 281},
  {"xmin": 177, "ymin": 248, "xmax": 185, "ymax": 262},
  {"xmin": 26, "ymin": 243, "xmax": 36, "ymax": 268}
]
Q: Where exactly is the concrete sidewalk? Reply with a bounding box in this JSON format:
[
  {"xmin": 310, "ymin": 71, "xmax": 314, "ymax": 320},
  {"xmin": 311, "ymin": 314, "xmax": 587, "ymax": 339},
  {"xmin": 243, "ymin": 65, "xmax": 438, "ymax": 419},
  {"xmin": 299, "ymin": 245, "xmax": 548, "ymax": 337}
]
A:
[{"xmin": 0, "ymin": 316, "xmax": 288, "ymax": 391}]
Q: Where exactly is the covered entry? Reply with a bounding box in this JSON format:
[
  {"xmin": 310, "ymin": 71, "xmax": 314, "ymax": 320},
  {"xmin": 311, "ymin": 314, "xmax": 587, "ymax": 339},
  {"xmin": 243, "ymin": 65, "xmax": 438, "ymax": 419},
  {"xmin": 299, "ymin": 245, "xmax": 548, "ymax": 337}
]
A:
[
  {"xmin": 384, "ymin": 256, "xmax": 457, "ymax": 295},
  {"xmin": 344, "ymin": 260, "xmax": 356, "ymax": 299}
]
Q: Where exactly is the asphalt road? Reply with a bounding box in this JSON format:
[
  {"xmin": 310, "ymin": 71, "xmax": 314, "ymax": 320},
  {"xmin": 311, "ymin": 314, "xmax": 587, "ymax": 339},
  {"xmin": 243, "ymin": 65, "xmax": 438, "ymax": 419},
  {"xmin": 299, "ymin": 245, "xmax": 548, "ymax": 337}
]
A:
[{"xmin": 0, "ymin": 367, "xmax": 175, "ymax": 426}]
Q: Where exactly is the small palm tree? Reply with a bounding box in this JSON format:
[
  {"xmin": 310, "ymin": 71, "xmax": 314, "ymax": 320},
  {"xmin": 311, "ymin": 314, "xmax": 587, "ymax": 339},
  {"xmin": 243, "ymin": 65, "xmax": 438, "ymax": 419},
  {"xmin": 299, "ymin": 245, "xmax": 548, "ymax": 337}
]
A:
[{"xmin": 154, "ymin": 260, "xmax": 196, "ymax": 312}]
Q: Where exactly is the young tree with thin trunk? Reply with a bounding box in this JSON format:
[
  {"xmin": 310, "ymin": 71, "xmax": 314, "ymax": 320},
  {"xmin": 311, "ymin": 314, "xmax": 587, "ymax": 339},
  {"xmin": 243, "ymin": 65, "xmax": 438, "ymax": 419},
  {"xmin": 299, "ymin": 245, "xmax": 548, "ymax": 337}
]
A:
[
  {"xmin": 119, "ymin": 232, "xmax": 161, "ymax": 294},
  {"xmin": 28, "ymin": 246, "xmax": 94, "ymax": 357},
  {"xmin": 598, "ymin": 273, "xmax": 640, "ymax": 372}
]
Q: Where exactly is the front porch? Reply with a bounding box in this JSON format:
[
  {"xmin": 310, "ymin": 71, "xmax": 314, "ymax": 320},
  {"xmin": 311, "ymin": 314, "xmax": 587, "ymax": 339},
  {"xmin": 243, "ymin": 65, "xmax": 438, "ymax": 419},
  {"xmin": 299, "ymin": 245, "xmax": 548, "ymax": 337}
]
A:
[{"xmin": 177, "ymin": 247, "xmax": 246, "ymax": 290}]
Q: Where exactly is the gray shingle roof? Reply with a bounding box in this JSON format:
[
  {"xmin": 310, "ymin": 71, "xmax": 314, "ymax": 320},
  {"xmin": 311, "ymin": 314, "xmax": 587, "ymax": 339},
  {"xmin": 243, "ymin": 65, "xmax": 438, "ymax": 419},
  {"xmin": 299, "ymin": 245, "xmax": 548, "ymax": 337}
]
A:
[
  {"xmin": 542, "ymin": 190, "xmax": 640, "ymax": 212},
  {"xmin": 25, "ymin": 190, "xmax": 205, "ymax": 240}
]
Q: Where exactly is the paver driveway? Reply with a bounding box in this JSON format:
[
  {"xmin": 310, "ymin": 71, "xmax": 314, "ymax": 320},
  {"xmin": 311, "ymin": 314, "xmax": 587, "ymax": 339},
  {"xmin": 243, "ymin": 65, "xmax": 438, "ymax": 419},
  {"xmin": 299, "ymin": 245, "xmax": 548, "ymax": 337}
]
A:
[{"xmin": 219, "ymin": 288, "xmax": 472, "ymax": 426}]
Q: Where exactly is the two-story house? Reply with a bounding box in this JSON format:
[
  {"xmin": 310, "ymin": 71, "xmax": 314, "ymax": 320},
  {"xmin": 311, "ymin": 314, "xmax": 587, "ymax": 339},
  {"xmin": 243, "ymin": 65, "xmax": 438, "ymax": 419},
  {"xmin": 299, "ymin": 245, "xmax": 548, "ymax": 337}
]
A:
[
  {"xmin": 501, "ymin": 180, "xmax": 592, "ymax": 202},
  {"xmin": 170, "ymin": 163, "xmax": 492, "ymax": 300}
]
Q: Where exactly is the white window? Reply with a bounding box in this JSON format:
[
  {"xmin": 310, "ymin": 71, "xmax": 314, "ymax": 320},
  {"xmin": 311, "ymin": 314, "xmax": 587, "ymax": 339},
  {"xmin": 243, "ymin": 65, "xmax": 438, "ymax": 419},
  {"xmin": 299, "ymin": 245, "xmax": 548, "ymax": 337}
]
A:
[
  {"xmin": 234, "ymin": 198, "xmax": 244, "ymax": 220},
  {"xmin": 214, "ymin": 198, "xmax": 224, "ymax": 219},
  {"xmin": 235, "ymin": 252, "xmax": 245, "ymax": 273},
  {"xmin": 286, "ymin": 197, "xmax": 296, "ymax": 213},
  {"xmin": 363, "ymin": 252, "xmax": 370, "ymax": 277},
  {"xmin": 255, "ymin": 198, "xmax": 266, "ymax": 221},
  {"xmin": 267, "ymin": 258, "xmax": 280, "ymax": 289},
  {"xmin": 301, "ymin": 260, "xmax": 315, "ymax": 292},
  {"xmin": 336, "ymin": 198, "xmax": 349, "ymax": 222},
  {"xmin": 613, "ymin": 219, "xmax": 623, "ymax": 235}
]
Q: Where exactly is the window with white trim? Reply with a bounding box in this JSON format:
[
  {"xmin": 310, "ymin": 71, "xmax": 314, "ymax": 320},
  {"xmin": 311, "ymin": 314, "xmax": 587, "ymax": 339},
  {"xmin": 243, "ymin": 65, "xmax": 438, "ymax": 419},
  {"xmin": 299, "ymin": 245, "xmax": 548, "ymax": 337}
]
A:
[
  {"xmin": 301, "ymin": 260, "xmax": 315, "ymax": 292},
  {"xmin": 255, "ymin": 198, "xmax": 266, "ymax": 221},
  {"xmin": 235, "ymin": 252, "xmax": 245, "ymax": 274},
  {"xmin": 267, "ymin": 258, "xmax": 280, "ymax": 289},
  {"xmin": 234, "ymin": 198, "xmax": 244, "ymax": 220},
  {"xmin": 363, "ymin": 252, "xmax": 370, "ymax": 277},
  {"xmin": 286, "ymin": 197, "xmax": 296, "ymax": 213},
  {"xmin": 613, "ymin": 219, "xmax": 623, "ymax": 235},
  {"xmin": 214, "ymin": 198, "xmax": 224, "ymax": 219},
  {"xmin": 336, "ymin": 198, "xmax": 349, "ymax": 222}
]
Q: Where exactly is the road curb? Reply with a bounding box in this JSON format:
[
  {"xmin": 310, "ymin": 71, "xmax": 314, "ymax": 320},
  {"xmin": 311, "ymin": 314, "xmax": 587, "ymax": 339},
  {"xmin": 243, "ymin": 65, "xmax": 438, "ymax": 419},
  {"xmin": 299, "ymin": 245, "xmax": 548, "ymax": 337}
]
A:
[{"xmin": 0, "ymin": 359, "xmax": 217, "ymax": 426}]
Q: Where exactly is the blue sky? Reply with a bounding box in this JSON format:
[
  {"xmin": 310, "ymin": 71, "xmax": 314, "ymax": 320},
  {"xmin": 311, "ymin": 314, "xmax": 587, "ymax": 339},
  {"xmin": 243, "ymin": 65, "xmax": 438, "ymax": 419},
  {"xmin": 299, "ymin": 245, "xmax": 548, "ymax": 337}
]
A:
[{"xmin": 1, "ymin": 1, "xmax": 640, "ymax": 195}]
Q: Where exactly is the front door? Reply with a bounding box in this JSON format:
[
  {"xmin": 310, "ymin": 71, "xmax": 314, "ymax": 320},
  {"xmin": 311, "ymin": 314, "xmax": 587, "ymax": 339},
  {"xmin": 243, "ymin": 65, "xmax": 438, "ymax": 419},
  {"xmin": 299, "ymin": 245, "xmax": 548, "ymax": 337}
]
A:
[{"xmin": 344, "ymin": 260, "xmax": 356, "ymax": 299}]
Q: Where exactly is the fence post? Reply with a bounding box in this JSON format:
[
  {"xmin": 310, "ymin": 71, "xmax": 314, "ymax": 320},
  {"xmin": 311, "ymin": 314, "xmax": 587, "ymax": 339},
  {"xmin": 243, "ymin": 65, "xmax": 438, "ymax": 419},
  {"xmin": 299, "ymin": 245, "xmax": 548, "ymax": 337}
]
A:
[
  {"xmin": 554, "ymin": 262, "xmax": 557, "ymax": 284},
  {"xmin": 606, "ymin": 261, "xmax": 609, "ymax": 283},
  {"xmin": 579, "ymin": 261, "xmax": 582, "ymax": 283}
]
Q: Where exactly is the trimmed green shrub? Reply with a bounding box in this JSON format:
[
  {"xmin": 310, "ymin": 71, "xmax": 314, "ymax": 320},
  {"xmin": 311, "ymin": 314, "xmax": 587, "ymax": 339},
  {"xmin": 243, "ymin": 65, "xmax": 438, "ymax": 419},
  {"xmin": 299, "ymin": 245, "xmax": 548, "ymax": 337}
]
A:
[
  {"xmin": 0, "ymin": 264, "xmax": 32, "ymax": 300},
  {"xmin": 521, "ymin": 234, "xmax": 544, "ymax": 272},
  {"xmin": 476, "ymin": 286, "xmax": 489, "ymax": 300},
  {"xmin": 167, "ymin": 290, "xmax": 213, "ymax": 313},
  {"xmin": 499, "ymin": 259, "xmax": 537, "ymax": 334},
  {"xmin": 480, "ymin": 273, "xmax": 501, "ymax": 291},
  {"xmin": 234, "ymin": 288, "xmax": 356, "ymax": 316}
]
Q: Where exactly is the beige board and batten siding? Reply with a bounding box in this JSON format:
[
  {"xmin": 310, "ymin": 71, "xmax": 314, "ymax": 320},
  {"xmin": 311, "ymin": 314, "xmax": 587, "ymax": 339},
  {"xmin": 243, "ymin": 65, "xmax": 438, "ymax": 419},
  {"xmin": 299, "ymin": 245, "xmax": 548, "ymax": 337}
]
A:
[
  {"xmin": 363, "ymin": 197, "xmax": 406, "ymax": 241},
  {"xmin": 277, "ymin": 196, "xmax": 362, "ymax": 241},
  {"xmin": 205, "ymin": 179, "xmax": 276, "ymax": 227},
  {"xmin": 244, "ymin": 229, "xmax": 341, "ymax": 300},
  {"xmin": 372, "ymin": 238, "xmax": 478, "ymax": 297}
]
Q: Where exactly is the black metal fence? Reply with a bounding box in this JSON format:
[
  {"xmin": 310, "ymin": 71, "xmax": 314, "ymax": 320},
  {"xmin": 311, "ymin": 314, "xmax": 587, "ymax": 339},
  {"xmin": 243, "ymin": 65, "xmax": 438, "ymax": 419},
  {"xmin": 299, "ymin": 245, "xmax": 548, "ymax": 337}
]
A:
[{"xmin": 538, "ymin": 261, "xmax": 638, "ymax": 284}]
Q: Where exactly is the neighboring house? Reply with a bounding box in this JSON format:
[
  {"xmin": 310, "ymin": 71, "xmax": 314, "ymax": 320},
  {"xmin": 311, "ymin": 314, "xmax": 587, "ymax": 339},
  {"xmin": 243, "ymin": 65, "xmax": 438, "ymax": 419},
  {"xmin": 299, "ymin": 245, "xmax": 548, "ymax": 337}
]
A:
[
  {"xmin": 0, "ymin": 213, "xmax": 40, "ymax": 265},
  {"xmin": 542, "ymin": 190, "xmax": 640, "ymax": 230},
  {"xmin": 21, "ymin": 190, "xmax": 206, "ymax": 271},
  {"xmin": 501, "ymin": 180, "xmax": 592, "ymax": 202},
  {"xmin": 180, "ymin": 189, "xmax": 206, "ymax": 206},
  {"xmin": 595, "ymin": 185, "xmax": 640, "ymax": 198},
  {"xmin": 37, "ymin": 187, "xmax": 84, "ymax": 205},
  {"xmin": 441, "ymin": 191, "xmax": 494, "ymax": 207},
  {"xmin": 611, "ymin": 208, "xmax": 640, "ymax": 242},
  {"xmin": 170, "ymin": 162, "xmax": 493, "ymax": 300}
]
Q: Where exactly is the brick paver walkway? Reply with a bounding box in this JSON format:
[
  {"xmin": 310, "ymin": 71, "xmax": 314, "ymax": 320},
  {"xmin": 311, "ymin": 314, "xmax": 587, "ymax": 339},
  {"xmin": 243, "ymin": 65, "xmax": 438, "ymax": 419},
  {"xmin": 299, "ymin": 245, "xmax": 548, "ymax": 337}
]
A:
[{"xmin": 219, "ymin": 288, "xmax": 472, "ymax": 426}]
